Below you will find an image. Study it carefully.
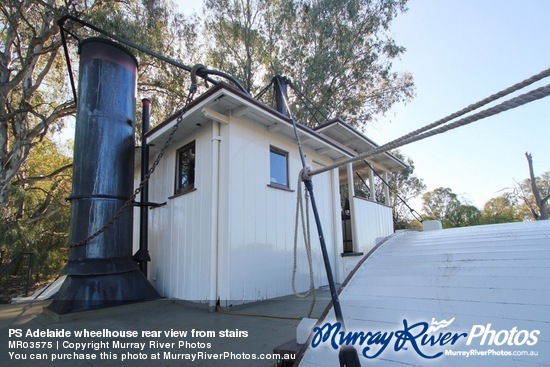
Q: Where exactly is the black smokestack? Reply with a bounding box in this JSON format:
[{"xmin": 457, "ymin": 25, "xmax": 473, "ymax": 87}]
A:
[{"xmin": 48, "ymin": 38, "xmax": 159, "ymax": 314}]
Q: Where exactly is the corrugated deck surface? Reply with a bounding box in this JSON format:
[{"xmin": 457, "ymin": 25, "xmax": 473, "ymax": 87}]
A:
[{"xmin": 299, "ymin": 220, "xmax": 550, "ymax": 367}]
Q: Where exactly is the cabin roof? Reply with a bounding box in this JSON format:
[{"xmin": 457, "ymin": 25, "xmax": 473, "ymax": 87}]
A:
[
  {"xmin": 315, "ymin": 118, "xmax": 407, "ymax": 172},
  {"xmin": 146, "ymin": 83, "xmax": 354, "ymax": 162},
  {"xmin": 298, "ymin": 220, "xmax": 550, "ymax": 366},
  {"xmin": 145, "ymin": 83, "xmax": 406, "ymax": 173}
]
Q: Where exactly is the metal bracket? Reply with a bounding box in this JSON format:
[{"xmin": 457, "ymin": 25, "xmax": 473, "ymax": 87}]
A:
[{"xmin": 133, "ymin": 201, "xmax": 167, "ymax": 209}]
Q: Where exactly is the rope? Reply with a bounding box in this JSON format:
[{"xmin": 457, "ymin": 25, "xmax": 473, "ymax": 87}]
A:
[
  {"xmin": 394, "ymin": 67, "xmax": 550, "ymax": 145},
  {"xmin": 306, "ymin": 82, "xmax": 550, "ymax": 179},
  {"xmin": 292, "ymin": 174, "xmax": 316, "ymax": 317},
  {"xmin": 272, "ymin": 77, "xmax": 317, "ymax": 316}
]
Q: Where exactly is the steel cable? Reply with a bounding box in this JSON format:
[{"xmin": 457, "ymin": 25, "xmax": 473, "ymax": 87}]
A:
[{"xmin": 306, "ymin": 82, "xmax": 550, "ymax": 179}]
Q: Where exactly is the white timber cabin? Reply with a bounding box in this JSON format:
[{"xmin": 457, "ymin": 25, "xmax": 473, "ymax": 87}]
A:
[{"xmin": 133, "ymin": 83, "xmax": 407, "ymax": 309}]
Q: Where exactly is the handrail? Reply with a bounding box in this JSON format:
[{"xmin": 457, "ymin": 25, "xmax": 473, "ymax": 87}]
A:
[{"xmin": 0, "ymin": 252, "xmax": 34, "ymax": 297}]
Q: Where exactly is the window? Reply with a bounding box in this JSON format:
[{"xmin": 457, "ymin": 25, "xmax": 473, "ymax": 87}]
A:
[
  {"xmin": 175, "ymin": 141, "xmax": 195, "ymax": 195},
  {"xmin": 269, "ymin": 146, "xmax": 289, "ymax": 189}
]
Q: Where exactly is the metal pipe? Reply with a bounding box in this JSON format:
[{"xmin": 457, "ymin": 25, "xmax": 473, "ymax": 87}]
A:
[
  {"xmin": 57, "ymin": 15, "xmax": 250, "ymax": 96},
  {"xmin": 209, "ymin": 120, "xmax": 221, "ymax": 312},
  {"xmin": 133, "ymin": 99, "xmax": 152, "ymax": 275},
  {"xmin": 273, "ymin": 75, "xmax": 290, "ymax": 116}
]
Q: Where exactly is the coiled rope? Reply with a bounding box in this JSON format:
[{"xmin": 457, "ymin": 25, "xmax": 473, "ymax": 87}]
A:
[{"xmin": 292, "ymin": 172, "xmax": 316, "ymax": 318}]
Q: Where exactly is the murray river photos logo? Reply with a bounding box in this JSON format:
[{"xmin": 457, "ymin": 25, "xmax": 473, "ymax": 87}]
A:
[{"xmin": 310, "ymin": 318, "xmax": 540, "ymax": 360}]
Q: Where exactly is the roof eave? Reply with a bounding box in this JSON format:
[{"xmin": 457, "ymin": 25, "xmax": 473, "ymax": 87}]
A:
[{"xmin": 146, "ymin": 83, "xmax": 356, "ymax": 161}]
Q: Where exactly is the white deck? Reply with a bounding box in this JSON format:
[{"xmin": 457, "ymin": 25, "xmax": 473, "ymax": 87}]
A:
[{"xmin": 299, "ymin": 220, "xmax": 550, "ymax": 366}]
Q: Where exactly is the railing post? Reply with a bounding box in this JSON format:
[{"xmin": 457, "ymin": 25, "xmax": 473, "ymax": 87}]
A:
[
  {"xmin": 383, "ymin": 172, "xmax": 390, "ymax": 206},
  {"xmin": 369, "ymin": 168, "xmax": 375, "ymax": 202}
]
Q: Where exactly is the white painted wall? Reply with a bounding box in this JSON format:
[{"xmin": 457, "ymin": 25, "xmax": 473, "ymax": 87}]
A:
[
  {"xmin": 352, "ymin": 197, "xmax": 394, "ymax": 254},
  {"xmin": 138, "ymin": 124, "xmax": 215, "ymax": 303},
  {"xmin": 217, "ymin": 116, "xmax": 339, "ymax": 306},
  {"xmin": 134, "ymin": 114, "xmax": 370, "ymax": 306}
]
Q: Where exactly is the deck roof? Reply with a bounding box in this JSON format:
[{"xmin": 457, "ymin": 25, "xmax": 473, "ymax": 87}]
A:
[{"xmin": 316, "ymin": 118, "xmax": 407, "ymax": 173}]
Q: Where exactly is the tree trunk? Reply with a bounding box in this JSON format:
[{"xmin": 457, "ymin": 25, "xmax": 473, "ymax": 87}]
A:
[{"xmin": 525, "ymin": 152, "xmax": 549, "ymax": 220}]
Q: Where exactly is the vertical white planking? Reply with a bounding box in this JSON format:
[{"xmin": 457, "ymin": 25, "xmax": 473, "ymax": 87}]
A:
[
  {"xmin": 142, "ymin": 103, "xmax": 401, "ymax": 306},
  {"xmin": 143, "ymin": 127, "xmax": 214, "ymax": 303},
  {"xmin": 352, "ymin": 197, "xmax": 393, "ymax": 253}
]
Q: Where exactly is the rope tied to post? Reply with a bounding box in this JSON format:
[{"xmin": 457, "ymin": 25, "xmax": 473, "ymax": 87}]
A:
[{"xmin": 293, "ymin": 168, "xmax": 316, "ymax": 317}]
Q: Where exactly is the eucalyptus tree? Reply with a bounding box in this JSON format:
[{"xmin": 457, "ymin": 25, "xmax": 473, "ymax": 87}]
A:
[
  {"xmin": 1, "ymin": 0, "xmax": 197, "ymax": 282},
  {"xmin": 201, "ymin": 0, "xmax": 415, "ymax": 127},
  {"xmin": 422, "ymin": 187, "xmax": 462, "ymax": 227},
  {"xmin": 1, "ymin": 0, "xmax": 197, "ymax": 207},
  {"xmin": 0, "ymin": 0, "xmax": 75, "ymax": 206},
  {"xmin": 481, "ymin": 193, "xmax": 523, "ymax": 224},
  {"xmin": 385, "ymin": 151, "xmax": 426, "ymax": 229}
]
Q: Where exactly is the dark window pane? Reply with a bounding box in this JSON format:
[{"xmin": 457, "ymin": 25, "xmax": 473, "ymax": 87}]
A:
[
  {"xmin": 176, "ymin": 142, "xmax": 195, "ymax": 194},
  {"xmin": 270, "ymin": 147, "xmax": 288, "ymax": 187}
]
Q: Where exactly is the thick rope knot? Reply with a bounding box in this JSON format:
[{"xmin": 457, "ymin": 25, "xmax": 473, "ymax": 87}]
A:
[{"xmin": 300, "ymin": 166, "xmax": 312, "ymax": 181}]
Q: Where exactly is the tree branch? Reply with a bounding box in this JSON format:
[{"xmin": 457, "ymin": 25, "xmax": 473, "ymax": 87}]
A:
[
  {"xmin": 525, "ymin": 152, "xmax": 548, "ymax": 220},
  {"xmin": 12, "ymin": 163, "xmax": 73, "ymax": 186}
]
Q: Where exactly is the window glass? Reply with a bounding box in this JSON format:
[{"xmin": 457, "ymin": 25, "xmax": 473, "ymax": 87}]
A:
[
  {"xmin": 176, "ymin": 141, "xmax": 195, "ymax": 194},
  {"xmin": 270, "ymin": 146, "xmax": 288, "ymax": 188}
]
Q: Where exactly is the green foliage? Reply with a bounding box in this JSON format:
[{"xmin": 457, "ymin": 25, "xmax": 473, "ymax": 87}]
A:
[
  {"xmin": 514, "ymin": 171, "xmax": 550, "ymax": 221},
  {"xmin": 201, "ymin": 0, "xmax": 415, "ymax": 128},
  {"xmin": 422, "ymin": 185, "xmax": 535, "ymax": 229},
  {"xmin": 1, "ymin": 0, "xmax": 76, "ymax": 205},
  {"xmin": 386, "ymin": 151, "xmax": 426, "ymax": 229},
  {"xmin": 481, "ymin": 193, "xmax": 523, "ymax": 224},
  {"xmin": 80, "ymin": 0, "xmax": 200, "ymax": 130},
  {"xmin": 447, "ymin": 204, "xmax": 481, "ymax": 228},
  {"xmin": 422, "ymin": 187, "xmax": 460, "ymax": 227},
  {"xmin": 0, "ymin": 138, "xmax": 72, "ymax": 280},
  {"xmin": 421, "ymin": 187, "xmax": 480, "ymax": 228},
  {"xmin": 203, "ymin": 0, "xmax": 272, "ymax": 93}
]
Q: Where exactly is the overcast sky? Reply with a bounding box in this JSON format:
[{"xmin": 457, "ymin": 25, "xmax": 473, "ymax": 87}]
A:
[{"xmin": 175, "ymin": 0, "xmax": 550, "ymax": 210}]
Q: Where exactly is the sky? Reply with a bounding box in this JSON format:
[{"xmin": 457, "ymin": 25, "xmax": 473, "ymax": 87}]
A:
[{"xmin": 173, "ymin": 0, "xmax": 550, "ymax": 210}]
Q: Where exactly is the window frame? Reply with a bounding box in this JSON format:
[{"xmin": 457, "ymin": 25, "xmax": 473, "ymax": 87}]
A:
[
  {"xmin": 268, "ymin": 145, "xmax": 290, "ymax": 190},
  {"xmin": 174, "ymin": 141, "xmax": 196, "ymax": 196}
]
